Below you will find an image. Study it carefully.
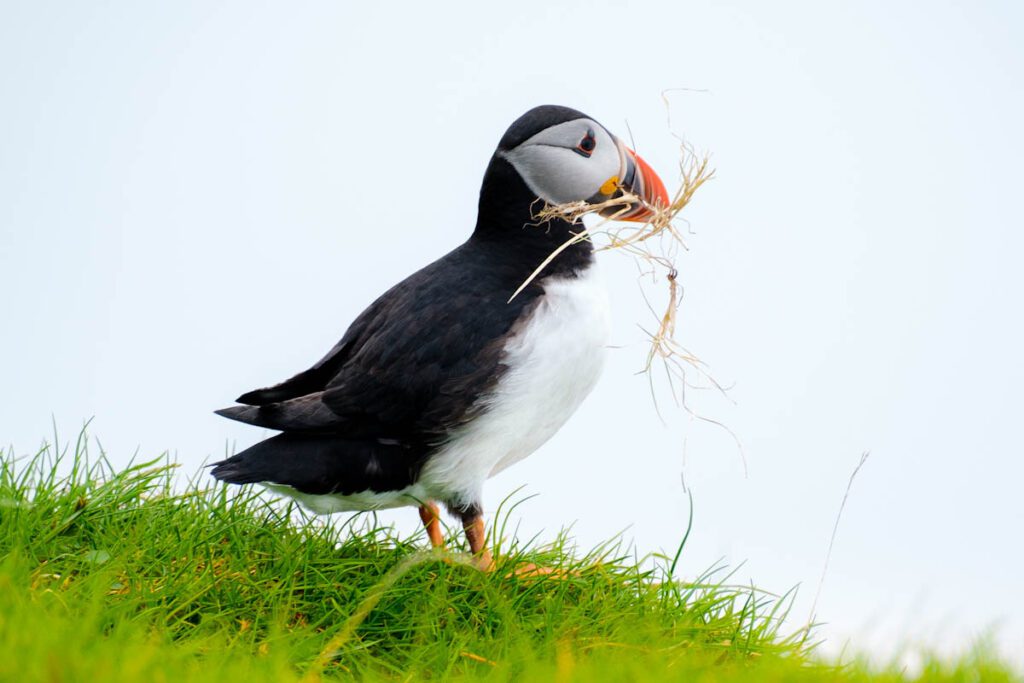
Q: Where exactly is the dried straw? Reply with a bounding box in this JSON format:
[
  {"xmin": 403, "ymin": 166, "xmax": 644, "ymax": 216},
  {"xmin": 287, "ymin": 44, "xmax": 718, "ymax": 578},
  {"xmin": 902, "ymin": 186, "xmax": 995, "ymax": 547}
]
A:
[
  {"xmin": 513, "ymin": 141, "xmax": 713, "ymax": 373},
  {"xmin": 508, "ymin": 149, "xmax": 713, "ymax": 303},
  {"xmin": 515, "ymin": 141, "xmax": 743, "ymax": 468}
]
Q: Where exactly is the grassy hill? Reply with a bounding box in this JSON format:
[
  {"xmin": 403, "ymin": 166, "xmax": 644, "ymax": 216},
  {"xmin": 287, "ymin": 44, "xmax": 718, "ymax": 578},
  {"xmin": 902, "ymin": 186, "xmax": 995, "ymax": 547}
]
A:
[{"xmin": 0, "ymin": 437, "xmax": 1016, "ymax": 682}]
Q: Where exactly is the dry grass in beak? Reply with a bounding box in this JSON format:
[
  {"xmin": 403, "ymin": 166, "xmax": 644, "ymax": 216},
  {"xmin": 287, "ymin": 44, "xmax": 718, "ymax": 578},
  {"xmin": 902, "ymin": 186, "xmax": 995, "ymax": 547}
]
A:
[
  {"xmin": 515, "ymin": 142, "xmax": 713, "ymax": 363},
  {"xmin": 516, "ymin": 143, "xmax": 741, "ymax": 461},
  {"xmin": 516, "ymin": 143, "xmax": 712, "ymax": 306}
]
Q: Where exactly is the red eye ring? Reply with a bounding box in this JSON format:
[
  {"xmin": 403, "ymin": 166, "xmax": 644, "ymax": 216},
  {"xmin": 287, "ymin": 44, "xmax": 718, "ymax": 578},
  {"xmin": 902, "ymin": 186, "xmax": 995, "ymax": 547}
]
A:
[{"xmin": 576, "ymin": 128, "xmax": 597, "ymax": 157}]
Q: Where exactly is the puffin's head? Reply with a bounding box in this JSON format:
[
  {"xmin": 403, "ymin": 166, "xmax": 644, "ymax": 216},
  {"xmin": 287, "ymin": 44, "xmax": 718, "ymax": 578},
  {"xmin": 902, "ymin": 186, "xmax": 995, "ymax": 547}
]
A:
[{"xmin": 496, "ymin": 105, "xmax": 669, "ymax": 223}]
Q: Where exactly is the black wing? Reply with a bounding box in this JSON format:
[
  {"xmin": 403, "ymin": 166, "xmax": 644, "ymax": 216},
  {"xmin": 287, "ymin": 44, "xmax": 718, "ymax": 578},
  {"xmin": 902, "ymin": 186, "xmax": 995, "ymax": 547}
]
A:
[
  {"xmin": 210, "ymin": 432, "xmax": 421, "ymax": 495},
  {"xmin": 233, "ymin": 295, "xmax": 381, "ymax": 406},
  {"xmin": 216, "ymin": 241, "xmax": 544, "ymax": 443},
  {"xmin": 234, "ymin": 338, "xmax": 353, "ymax": 406}
]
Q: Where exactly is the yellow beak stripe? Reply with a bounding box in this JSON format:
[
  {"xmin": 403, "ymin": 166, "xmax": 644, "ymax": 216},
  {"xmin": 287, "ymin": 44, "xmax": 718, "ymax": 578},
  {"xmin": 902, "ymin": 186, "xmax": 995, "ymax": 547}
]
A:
[{"xmin": 599, "ymin": 176, "xmax": 619, "ymax": 196}]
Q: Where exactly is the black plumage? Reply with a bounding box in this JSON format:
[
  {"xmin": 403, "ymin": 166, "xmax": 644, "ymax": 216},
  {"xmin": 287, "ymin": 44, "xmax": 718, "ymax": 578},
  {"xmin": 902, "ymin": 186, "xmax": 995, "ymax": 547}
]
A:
[{"xmin": 211, "ymin": 105, "xmax": 594, "ymax": 504}]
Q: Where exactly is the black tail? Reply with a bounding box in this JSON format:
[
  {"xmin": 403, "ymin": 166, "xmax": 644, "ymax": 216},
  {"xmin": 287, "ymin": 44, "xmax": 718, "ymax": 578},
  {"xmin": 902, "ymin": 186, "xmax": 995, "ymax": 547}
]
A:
[
  {"xmin": 210, "ymin": 432, "xmax": 424, "ymax": 497},
  {"xmin": 214, "ymin": 394, "xmax": 342, "ymax": 433},
  {"xmin": 213, "ymin": 404, "xmax": 262, "ymax": 426}
]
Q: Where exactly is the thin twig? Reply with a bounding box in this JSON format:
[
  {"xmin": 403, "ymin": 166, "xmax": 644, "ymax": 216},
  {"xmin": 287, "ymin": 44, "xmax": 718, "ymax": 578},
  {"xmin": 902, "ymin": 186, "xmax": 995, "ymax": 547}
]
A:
[{"xmin": 805, "ymin": 451, "xmax": 871, "ymax": 633}]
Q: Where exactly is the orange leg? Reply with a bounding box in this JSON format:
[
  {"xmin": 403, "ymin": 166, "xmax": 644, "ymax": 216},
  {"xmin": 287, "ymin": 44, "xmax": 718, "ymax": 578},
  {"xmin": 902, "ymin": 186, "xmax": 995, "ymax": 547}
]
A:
[
  {"xmin": 461, "ymin": 514, "xmax": 561, "ymax": 577},
  {"xmin": 462, "ymin": 514, "xmax": 495, "ymax": 571},
  {"xmin": 418, "ymin": 502, "xmax": 446, "ymax": 549}
]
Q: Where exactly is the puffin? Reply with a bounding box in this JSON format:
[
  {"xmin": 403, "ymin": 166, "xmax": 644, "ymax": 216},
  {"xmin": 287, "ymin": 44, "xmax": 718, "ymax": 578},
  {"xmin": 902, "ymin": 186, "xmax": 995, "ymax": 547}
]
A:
[{"xmin": 212, "ymin": 105, "xmax": 668, "ymax": 569}]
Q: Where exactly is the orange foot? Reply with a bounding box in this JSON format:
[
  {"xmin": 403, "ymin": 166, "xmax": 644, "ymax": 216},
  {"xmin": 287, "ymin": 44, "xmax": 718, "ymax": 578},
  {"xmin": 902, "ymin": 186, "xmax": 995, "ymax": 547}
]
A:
[
  {"xmin": 455, "ymin": 510, "xmax": 578, "ymax": 578},
  {"xmin": 504, "ymin": 562, "xmax": 577, "ymax": 579}
]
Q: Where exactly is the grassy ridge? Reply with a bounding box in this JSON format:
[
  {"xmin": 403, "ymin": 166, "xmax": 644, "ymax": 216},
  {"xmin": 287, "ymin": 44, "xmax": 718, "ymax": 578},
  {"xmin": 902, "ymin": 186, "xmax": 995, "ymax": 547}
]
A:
[{"xmin": 0, "ymin": 436, "xmax": 1017, "ymax": 682}]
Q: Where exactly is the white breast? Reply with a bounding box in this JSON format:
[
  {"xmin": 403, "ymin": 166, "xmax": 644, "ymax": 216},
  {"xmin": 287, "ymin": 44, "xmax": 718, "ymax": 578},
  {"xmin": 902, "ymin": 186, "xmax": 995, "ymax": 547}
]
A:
[{"xmin": 419, "ymin": 264, "xmax": 611, "ymax": 509}]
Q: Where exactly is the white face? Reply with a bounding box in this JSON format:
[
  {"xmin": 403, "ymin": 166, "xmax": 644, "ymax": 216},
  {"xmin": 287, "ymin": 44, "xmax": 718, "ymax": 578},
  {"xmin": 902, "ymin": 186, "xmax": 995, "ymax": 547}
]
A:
[{"xmin": 500, "ymin": 118, "xmax": 623, "ymax": 205}]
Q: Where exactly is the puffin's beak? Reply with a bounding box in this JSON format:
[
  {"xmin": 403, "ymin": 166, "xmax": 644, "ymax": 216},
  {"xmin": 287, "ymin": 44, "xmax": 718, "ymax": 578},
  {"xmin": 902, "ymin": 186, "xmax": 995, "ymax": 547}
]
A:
[{"xmin": 593, "ymin": 139, "xmax": 670, "ymax": 222}]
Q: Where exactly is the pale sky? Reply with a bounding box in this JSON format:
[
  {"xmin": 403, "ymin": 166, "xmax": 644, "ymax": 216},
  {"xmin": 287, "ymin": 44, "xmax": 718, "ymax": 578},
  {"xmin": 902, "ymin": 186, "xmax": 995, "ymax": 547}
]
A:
[{"xmin": 2, "ymin": 0, "xmax": 1022, "ymax": 664}]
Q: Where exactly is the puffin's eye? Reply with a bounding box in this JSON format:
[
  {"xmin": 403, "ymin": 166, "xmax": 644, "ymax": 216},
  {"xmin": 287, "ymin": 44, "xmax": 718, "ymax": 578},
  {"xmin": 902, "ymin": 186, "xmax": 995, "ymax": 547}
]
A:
[{"xmin": 575, "ymin": 129, "xmax": 597, "ymax": 157}]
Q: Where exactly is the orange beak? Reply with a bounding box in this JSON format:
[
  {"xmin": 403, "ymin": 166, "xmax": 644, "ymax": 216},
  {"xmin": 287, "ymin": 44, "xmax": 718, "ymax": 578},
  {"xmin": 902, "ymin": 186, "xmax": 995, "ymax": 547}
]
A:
[{"xmin": 596, "ymin": 142, "xmax": 670, "ymax": 222}]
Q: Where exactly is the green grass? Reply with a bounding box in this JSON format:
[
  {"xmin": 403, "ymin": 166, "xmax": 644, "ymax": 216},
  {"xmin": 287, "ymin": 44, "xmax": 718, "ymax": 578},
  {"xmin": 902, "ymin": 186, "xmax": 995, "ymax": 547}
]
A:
[{"xmin": 0, "ymin": 434, "xmax": 1017, "ymax": 682}]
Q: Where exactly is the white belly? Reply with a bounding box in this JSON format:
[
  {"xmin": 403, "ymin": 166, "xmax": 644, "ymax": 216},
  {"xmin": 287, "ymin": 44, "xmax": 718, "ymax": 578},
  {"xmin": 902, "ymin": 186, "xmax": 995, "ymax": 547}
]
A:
[
  {"xmin": 265, "ymin": 481, "xmax": 430, "ymax": 515},
  {"xmin": 419, "ymin": 265, "xmax": 611, "ymax": 509}
]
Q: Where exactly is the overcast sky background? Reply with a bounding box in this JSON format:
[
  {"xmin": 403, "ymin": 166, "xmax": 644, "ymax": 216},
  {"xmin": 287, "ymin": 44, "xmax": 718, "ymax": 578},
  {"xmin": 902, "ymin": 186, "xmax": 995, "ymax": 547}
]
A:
[{"xmin": 2, "ymin": 0, "xmax": 1022, "ymax": 665}]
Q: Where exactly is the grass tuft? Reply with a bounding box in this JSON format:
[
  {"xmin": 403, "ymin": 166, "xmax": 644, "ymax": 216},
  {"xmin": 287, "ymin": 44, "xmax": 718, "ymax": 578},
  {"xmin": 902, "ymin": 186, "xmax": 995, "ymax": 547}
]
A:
[{"xmin": 0, "ymin": 435, "xmax": 1018, "ymax": 682}]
